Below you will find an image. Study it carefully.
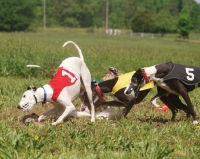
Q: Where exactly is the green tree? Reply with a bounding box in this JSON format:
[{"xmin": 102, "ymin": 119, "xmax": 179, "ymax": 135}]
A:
[
  {"xmin": 52, "ymin": 0, "xmax": 104, "ymax": 28},
  {"xmin": 108, "ymin": 0, "xmax": 126, "ymax": 29},
  {"xmin": 124, "ymin": 0, "xmax": 137, "ymax": 29},
  {"xmin": 153, "ymin": 11, "xmax": 177, "ymax": 36},
  {"xmin": 0, "ymin": 0, "xmax": 39, "ymax": 31},
  {"xmin": 52, "ymin": 0, "xmax": 80, "ymax": 27},
  {"xmin": 131, "ymin": 9, "xmax": 156, "ymax": 32},
  {"xmin": 177, "ymin": 15, "xmax": 191, "ymax": 39},
  {"xmin": 78, "ymin": 0, "xmax": 104, "ymax": 28},
  {"xmin": 190, "ymin": 3, "xmax": 200, "ymax": 32}
]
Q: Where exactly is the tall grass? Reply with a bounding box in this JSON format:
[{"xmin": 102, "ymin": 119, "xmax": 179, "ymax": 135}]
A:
[
  {"xmin": 0, "ymin": 30, "xmax": 200, "ymax": 158},
  {"xmin": 0, "ymin": 30, "xmax": 199, "ymax": 78}
]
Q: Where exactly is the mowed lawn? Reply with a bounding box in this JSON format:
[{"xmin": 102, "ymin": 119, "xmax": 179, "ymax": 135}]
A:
[{"xmin": 0, "ymin": 29, "xmax": 200, "ymax": 159}]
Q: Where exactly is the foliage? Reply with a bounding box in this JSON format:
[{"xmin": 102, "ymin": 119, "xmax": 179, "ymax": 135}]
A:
[
  {"xmin": 108, "ymin": 0, "xmax": 126, "ymax": 29},
  {"xmin": 129, "ymin": 0, "xmax": 198, "ymax": 34},
  {"xmin": 177, "ymin": 15, "xmax": 191, "ymax": 39},
  {"xmin": 50, "ymin": 0, "xmax": 105, "ymax": 28},
  {"xmin": 0, "ymin": 0, "xmax": 200, "ymax": 32},
  {"xmin": 153, "ymin": 11, "xmax": 177, "ymax": 36},
  {"xmin": 131, "ymin": 9, "xmax": 156, "ymax": 33},
  {"xmin": 0, "ymin": 0, "xmax": 40, "ymax": 31},
  {"xmin": 190, "ymin": 3, "xmax": 200, "ymax": 32}
]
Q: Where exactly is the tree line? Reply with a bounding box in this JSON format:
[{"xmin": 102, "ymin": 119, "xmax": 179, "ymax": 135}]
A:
[{"xmin": 0, "ymin": 0, "xmax": 200, "ymax": 37}]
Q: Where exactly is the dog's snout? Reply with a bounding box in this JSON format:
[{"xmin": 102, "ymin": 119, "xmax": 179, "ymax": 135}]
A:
[
  {"xmin": 124, "ymin": 87, "xmax": 132, "ymax": 95},
  {"xmin": 124, "ymin": 86, "xmax": 136, "ymax": 98},
  {"xmin": 125, "ymin": 89, "xmax": 131, "ymax": 94}
]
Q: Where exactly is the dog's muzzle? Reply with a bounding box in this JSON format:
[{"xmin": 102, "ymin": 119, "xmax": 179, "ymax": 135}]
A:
[{"xmin": 124, "ymin": 85, "xmax": 136, "ymax": 98}]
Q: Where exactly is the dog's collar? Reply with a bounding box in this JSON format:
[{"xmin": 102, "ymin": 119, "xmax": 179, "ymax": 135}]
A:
[
  {"xmin": 95, "ymin": 85, "xmax": 103, "ymax": 96},
  {"xmin": 41, "ymin": 86, "xmax": 47, "ymax": 105},
  {"xmin": 142, "ymin": 70, "xmax": 149, "ymax": 83},
  {"xmin": 33, "ymin": 94, "xmax": 37, "ymax": 104}
]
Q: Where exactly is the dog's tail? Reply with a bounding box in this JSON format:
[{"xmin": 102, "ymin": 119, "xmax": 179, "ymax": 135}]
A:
[
  {"xmin": 26, "ymin": 65, "xmax": 56, "ymax": 73},
  {"xmin": 62, "ymin": 41, "xmax": 84, "ymax": 61}
]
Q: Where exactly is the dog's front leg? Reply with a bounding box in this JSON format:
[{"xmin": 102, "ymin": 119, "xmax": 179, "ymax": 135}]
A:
[
  {"xmin": 38, "ymin": 115, "xmax": 46, "ymax": 122},
  {"xmin": 123, "ymin": 99, "xmax": 136, "ymax": 117},
  {"xmin": 38, "ymin": 106, "xmax": 60, "ymax": 122},
  {"xmin": 181, "ymin": 92, "xmax": 198, "ymax": 124},
  {"xmin": 52, "ymin": 104, "xmax": 75, "ymax": 125}
]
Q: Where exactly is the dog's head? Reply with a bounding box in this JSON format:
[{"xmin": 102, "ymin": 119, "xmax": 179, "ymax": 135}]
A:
[
  {"xmin": 17, "ymin": 86, "xmax": 37, "ymax": 111},
  {"xmin": 102, "ymin": 67, "xmax": 123, "ymax": 81},
  {"xmin": 124, "ymin": 68, "xmax": 146, "ymax": 98}
]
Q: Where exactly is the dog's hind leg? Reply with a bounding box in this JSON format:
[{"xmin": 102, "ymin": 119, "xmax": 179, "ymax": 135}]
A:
[
  {"xmin": 80, "ymin": 63, "xmax": 95, "ymax": 122},
  {"xmin": 84, "ymin": 85, "xmax": 95, "ymax": 122},
  {"xmin": 165, "ymin": 93, "xmax": 191, "ymax": 118},
  {"xmin": 157, "ymin": 86, "xmax": 179, "ymax": 121},
  {"xmin": 159, "ymin": 94, "xmax": 178, "ymax": 121},
  {"xmin": 165, "ymin": 80, "xmax": 198, "ymax": 124}
]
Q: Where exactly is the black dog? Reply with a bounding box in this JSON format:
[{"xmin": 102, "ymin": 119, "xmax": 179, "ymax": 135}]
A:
[
  {"xmin": 83, "ymin": 70, "xmax": 153, "ymax": 112},
  {"xmin": 85, "ymin": 69, "xmax": 189, "ymax": 120},
  {"xmin": 125, "ymin": 62, "xmax": 198, "ymax": 124}
]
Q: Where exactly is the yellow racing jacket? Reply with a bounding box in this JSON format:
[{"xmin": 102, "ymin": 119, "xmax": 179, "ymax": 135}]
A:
[{"xmin": 111, "ymin": 70, "xmax": 154, "ymax": 94}]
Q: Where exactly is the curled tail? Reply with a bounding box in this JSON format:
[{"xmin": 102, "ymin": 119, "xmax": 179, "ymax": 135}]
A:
[{"xmin": 62, "ymin": 41, "xmax": 84, "ymax": 61}]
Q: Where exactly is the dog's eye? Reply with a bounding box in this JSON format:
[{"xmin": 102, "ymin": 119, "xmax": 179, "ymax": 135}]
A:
[
  {"xmin": 131, "ymin": 78, "xmax": 137, "ymax": 83},
  {"xmin": 23, "ymin": 95, "xmax": 26, "ymax": 98}
]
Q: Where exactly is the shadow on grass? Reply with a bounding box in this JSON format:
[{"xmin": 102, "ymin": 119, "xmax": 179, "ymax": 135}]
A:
[
  {"xmin": 136, "ymin": 115, "xmax": 192, "ymax": 128},
  {"xmin": 138, "ymin": 117, "xmax": 169, "ymax": 124}
]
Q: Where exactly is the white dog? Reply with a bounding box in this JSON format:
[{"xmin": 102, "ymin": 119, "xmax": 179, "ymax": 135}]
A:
[{"xmin": 17, "ymin": 41, "xmax": 95, "ymax": 125}]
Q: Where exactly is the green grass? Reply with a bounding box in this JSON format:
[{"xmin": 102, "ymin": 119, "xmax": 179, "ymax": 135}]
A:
[{"xmin": 0, "ymin": 29, "xmax": 200, "ymax": 158}]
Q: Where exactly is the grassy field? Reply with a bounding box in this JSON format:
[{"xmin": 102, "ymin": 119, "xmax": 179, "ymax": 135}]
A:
[{"xmin": 0, "ymin": 29, "xmax": 200, "ymax": 158}]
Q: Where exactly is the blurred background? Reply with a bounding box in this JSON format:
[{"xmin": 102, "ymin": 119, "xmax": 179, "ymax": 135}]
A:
[{"xmin": 0, "ymin": 0, "xmax": 200, "ymax": 38}]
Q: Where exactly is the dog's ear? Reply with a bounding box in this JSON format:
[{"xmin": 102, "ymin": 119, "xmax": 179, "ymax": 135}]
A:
[
  {"xmin": 27, "ymin": 86, "xmax": 37, "ymax": 91},
  {"xmin": 27, "ymin": 86, "xmax": 32, "ymax": 90},
  {"xmin": 109, "ymin": 67, "xmax": 118, "ymax": 75},
  {"xmin": 137, "ymin": 68, "xmax": 143, "ymax": 76},
  {"xmin": 32, "ymin": 86, "xmax": 37, "ymax": 91},
  {"xmin": 109, "ymin": 67, "xmax": 114, "ymax": 71}
]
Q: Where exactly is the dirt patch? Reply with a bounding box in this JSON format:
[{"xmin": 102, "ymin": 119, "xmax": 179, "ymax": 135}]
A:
[{"xmin": 0, "ymin": 103, "xmax": 53, "ymax": 123}]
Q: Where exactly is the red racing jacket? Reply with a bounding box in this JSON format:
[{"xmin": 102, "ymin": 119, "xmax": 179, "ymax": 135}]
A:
[{"xmin": 48, "ymin": 67, "xmax": 78, "ymax": 101}]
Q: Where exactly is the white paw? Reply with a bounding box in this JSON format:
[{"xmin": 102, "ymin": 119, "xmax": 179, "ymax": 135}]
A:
[
  {"xmin": 52, "ymin": 120, "xmax": 63, "ymax": 126},
  {"xmin": 193, "ymin": 120, "xmax": 198, "ymax": 125},
  {"xmin": 38, "ymin": 115, "xmax": 45, "ymax": 122},
  {"xmin": 91, "ymin": 118, "xmax": 95, "ymax": 122},
  {"xmin": 52, "ymin": 122, "xmax": 57, "ymax": 126}
]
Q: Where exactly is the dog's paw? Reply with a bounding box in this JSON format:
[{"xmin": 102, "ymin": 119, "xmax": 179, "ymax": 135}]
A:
[
  {"xmin": 38, "ymin": 115, "xmax": 45, "ymax": 122},
  {"xmin": 193, "ymin": 120, "xmax": 199, "ymax": 125},
  {"xmin": 52, "ymin": 122, "xmax": 57, "ymax": 126},
  {"xmin": 52, "ymin": 120, "xmax": 63, "ymax": 126},
  {"xmin": 91, "ymin": 118, "xmax": 95, "ymax": 122}
]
